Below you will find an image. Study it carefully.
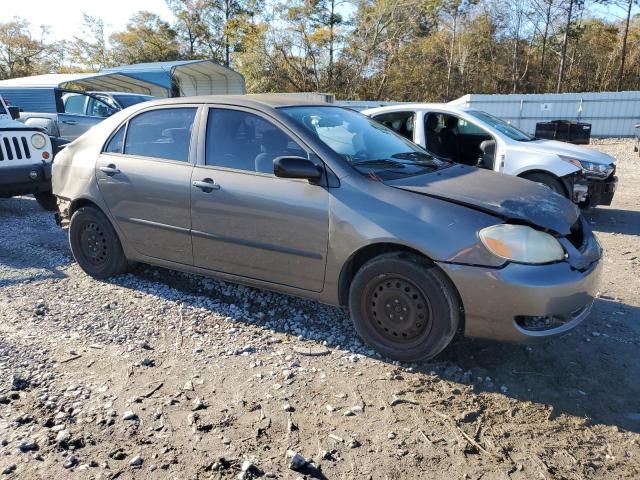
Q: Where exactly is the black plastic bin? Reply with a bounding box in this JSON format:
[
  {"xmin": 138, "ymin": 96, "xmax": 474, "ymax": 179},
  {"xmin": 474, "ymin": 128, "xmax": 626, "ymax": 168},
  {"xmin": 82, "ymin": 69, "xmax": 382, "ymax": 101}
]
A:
[{"xmin": 534, "ymin": 120, "xmax": 592, "ymax": 145}]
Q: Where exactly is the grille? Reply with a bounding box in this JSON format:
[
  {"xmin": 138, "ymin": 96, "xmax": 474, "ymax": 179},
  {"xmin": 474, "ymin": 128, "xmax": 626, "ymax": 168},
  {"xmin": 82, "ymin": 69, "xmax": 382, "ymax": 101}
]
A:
[{"xmin": 0, "ymin": 135, "xmax": 31, "ymax": 161}]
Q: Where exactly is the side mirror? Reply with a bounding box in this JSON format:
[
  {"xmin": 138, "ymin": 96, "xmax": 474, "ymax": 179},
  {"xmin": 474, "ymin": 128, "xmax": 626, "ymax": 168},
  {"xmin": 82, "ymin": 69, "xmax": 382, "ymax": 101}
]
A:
[
  {"xmin": 8, "ymin": 106, "xmax": 20, "ymax": 120},
  {"xmin": 274, "ymin": 156, "xmax": 322, "ymax": 181},
  {"xmin": 105, "ymin": 107, "xmax": 117, "ymax": 117}
]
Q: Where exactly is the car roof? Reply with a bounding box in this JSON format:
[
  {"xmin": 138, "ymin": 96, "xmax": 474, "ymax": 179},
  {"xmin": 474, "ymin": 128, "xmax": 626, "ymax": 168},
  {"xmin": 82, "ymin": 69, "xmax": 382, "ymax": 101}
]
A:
[
  {"xmin": 89, "ymin": 91, "xmax": 155, "ymax": 97},
  {"xmin": 136, "ymin": 94, "xmax": 336, "ymax": 110},
  {"xmin": 362, "ymin": 103, "xmax": 474, "ymax": 115}
]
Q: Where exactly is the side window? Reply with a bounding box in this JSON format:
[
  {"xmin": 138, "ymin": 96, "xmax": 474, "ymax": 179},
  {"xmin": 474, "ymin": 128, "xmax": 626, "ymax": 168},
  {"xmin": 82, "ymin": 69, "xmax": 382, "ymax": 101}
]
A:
[
  {"xmin": 87, "ymin": 96, "xmax": 115, "ymax": 118},
  {"xmin": 124, "ymin": 108, "xmax": 197, "ymax": 162},
  {"xmin": 63, "ymin": 94, "xmax": 86, "ymax": 115},
  {"xmin": 372, "ymin": 111, "xmax": 415, "ymax": 141},
  {"xmin": 206, "ymin": 108, "xmax": 306, "ymax": 174},
  {"xmin": 457, "ymin": 118, "xmax": 488, "ymax": 136},
  {"xmin": 103, "ymin": 125, "xmax": 126, "ymax": 154}
]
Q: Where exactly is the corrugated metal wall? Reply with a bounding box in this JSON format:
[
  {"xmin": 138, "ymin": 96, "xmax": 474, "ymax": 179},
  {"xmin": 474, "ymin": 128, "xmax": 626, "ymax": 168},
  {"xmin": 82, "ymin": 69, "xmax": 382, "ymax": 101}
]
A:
[
  {"xmin": 0, "ymin": 88, "xmax": 57, "ymax": 113},
  {"xmin": 451, "ymin": 92, "xmax": 640, "ymax": 137}
]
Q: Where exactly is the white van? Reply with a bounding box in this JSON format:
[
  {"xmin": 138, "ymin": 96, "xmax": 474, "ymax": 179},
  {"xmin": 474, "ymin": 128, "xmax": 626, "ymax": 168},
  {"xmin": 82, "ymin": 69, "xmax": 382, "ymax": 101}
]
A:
[{"xmin": 363, "ymin": 104, "xmax": 617, "ymax": 207}]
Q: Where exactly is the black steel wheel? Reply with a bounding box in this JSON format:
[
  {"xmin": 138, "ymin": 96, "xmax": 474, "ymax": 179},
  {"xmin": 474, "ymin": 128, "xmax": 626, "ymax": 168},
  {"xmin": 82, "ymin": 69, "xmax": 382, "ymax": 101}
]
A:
[
  {"xmin": 69, "ymin": 206, "xmax": 128, "ymax": 279},
  {"xmin": 349, "ymin": 253, "xmax": 461, "ymax": 362},
  {"xmin": 364, "ymin": 275, "xmax": 433, "ymax": 346}
]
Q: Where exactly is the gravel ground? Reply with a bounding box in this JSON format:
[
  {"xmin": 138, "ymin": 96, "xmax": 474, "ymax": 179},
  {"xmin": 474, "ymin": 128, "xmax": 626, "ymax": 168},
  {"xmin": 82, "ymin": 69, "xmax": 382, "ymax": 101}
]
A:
[{"xmin": 1, "ymin": 139, "xmax": 639, "ymax": 479}]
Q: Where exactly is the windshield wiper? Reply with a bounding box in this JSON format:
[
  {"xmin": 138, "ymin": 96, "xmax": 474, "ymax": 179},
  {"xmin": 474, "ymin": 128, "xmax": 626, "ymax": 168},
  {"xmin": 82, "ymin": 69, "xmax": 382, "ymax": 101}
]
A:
[{"xmin": 351, "ymin": 159, "xmax": 406, "ymax": 168}]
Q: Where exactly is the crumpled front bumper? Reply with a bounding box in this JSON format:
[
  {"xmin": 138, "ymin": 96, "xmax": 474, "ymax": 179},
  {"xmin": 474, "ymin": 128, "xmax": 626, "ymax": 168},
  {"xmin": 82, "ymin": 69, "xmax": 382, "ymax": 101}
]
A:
[{"xmin": 438, "ymin": 256, "xmax": 602, "ymax": 343}]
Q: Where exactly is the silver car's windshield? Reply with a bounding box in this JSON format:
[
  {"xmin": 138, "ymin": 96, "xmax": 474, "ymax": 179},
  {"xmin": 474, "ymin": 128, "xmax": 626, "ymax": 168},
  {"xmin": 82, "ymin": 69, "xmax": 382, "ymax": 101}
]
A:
[
  {"xmin": 279, "ymin": 106, "xmax": 450, "ymax": 177},
  {"xmin": 467, "ymin": 110, "xmax": 534, "ymax": 142}
]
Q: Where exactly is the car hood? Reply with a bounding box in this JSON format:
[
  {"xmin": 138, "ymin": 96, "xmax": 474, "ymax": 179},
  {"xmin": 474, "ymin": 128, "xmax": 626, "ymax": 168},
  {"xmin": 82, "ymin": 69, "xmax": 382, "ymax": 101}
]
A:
[
  {"xmin": 523, "ymin": 139, "xmax": 616, "ymax": 165},
  {"xmin": 386, "ymin": 165, "xmax": 580, "ymax": 236}
]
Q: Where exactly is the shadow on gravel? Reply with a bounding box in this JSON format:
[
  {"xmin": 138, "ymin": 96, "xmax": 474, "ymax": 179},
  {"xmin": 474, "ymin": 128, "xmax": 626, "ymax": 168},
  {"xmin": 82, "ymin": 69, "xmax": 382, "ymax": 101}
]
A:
[
  {"xmin": 120, "ymin": 264, "xmax": 640, "ymax": 435},
  {"xmin": 0, "ymin": 197, "xmax": 72, "ymax": 287},
  {"xmin": 437, "ymin": 297, "xmax": 640, "ymax": 433},
  {"xmin": 586, "ymin": 207, "xmax": 640, "ymax": 236}
]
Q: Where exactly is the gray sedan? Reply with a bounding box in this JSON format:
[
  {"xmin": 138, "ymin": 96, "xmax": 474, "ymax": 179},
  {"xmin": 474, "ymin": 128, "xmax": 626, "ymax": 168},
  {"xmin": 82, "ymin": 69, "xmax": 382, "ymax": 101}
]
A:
[{"xmin": 52, "ymin": 96, "xmax": 602, "ymax": 362}]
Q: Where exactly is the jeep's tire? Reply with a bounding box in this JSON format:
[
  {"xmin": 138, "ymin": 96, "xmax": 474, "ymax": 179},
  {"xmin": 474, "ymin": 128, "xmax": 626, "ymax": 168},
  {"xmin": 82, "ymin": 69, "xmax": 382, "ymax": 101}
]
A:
[
  {"xmin": 348, "ymin": 253, "xmax": 460, "ymax": 362},
  {"xmin": 69, "ymin": 206, "xmax": 128, "ymax": 279},
  {"xmin": 34, "ymin": 191, "xmax": 58, "ymax": 211},
  {"xmin": 521, "ymin": 172, "xmax": 567, "ymax": 198}
]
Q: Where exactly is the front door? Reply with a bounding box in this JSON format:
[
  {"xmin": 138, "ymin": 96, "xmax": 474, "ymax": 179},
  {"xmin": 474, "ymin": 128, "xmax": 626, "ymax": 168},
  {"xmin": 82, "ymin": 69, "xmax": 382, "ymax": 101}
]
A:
[
  {"xmin": 96, "ymin": 107, "xmax": 199, "ymax": 265},
  {"xmin": 56, "ymin": 92, "xmax": 106, "ymax": 140},
  {"xmin": 190, "ymin": 107, "xmax": 329, "ymax": 292}
]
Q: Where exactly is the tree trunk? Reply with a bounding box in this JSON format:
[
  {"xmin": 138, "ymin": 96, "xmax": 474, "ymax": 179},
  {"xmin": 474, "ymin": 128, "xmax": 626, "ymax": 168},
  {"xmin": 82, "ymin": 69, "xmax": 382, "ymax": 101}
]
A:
[
  {"xmin": 617, "ymin": 0, "xmax": 633, "ymax": 91},
  {"xmin": 556, "ymin": 0, "xmax": 574, "ymax": 93},
  {"xmin": 540, "ymin": 0, "xmax": 552, "ymax": 82},
  {"xmin": 225, "ymin": 0, "xmax": 231, "ymax": 67},
  {"xmin": 328, "ymin": 0, "xmax": 335, "ymax": 89},
  {"xmin": 512, "ymin": 7, "xmax": 522, "ymax": 93},
  {"xmin": 445, "ymin": 13, "xmax": 457, "ymax": 100}
]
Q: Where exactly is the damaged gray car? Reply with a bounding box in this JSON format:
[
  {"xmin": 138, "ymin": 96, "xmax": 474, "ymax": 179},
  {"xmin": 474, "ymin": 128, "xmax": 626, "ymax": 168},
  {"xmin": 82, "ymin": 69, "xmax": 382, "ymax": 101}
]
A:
[{"xmin": 52, "ymin": 96, "xmax": 602, "ymax": 361}]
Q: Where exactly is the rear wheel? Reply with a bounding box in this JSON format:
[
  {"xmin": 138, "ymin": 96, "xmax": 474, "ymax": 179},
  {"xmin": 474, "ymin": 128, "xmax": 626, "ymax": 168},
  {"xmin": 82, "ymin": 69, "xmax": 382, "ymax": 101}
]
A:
[
  {"xmin": 69, "ymin": 206, "xmax": 128, "ymax": 279},
  {"xmin": 348, "ymin": 253, "xmax": 460, "ymax": 362},
  {"xmin": 34, "ymin": 191, "xmax": 58, "ymax": 211},
  {"xmin": 521, "ymin": 172, "xmax": 567, "ymax": 197}
]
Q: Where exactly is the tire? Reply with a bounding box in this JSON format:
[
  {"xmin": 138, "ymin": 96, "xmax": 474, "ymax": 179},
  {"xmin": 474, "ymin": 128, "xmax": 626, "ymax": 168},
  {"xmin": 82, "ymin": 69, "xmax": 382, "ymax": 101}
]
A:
[
  {"xmin": 69, "ymin": 206, "xmax": 128, "ymax": 279},
  {"xmin": 521, "ymin": 172, "xmax": 567, "ymax": 197},
  {"xmin": 34, "ymin": 191, "xmax": 58, "ymax": 211},
  {"xmin": 348, "ymin": 253, "xmax": 461, "ymax": 362}
]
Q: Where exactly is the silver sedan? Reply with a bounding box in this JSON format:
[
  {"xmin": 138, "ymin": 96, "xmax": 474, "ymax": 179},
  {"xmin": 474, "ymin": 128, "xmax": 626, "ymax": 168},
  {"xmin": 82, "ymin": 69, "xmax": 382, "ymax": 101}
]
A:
[{"xmin": 52, "ymin": 96, "xmax": 602, "ymax": 362}]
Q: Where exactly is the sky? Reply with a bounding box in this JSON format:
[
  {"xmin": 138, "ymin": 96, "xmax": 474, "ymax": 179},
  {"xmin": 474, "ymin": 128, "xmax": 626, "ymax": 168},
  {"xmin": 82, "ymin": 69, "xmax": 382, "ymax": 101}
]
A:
[
  {"xmin": 3, "ymin": 0, "xmax": 175, "ymax": 41},
  {"xmin": 3, "ymin": 0, "xmax": 637, "ymax": 43}
]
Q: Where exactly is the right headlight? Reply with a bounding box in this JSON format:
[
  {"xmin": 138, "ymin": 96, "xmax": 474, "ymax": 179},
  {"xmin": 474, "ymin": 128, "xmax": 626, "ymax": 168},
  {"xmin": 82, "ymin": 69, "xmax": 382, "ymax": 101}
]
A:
[
  {"xmin": 558, "ymin": 155, "xmax": 614, "ymax": 178},
  {"xmin": 479, "ymin": 224, "xmax": 566, "ymax": 264},
  {"xmin": 31, "ymin": 133, "xmax": 47, "ymax": 150}
]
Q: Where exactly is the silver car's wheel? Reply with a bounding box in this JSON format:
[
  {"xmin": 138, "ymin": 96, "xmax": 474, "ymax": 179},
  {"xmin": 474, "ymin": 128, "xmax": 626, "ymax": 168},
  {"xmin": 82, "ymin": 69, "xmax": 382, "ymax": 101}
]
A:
[
  {"xmin": 348, "ymin": 253, "xmax": 461, "ymax": 362},
  {"xmin": 521, "ymin": 173, "xmax": 567, "ymax": 198},
  {"xmin": 69, "ymin": 206, "xmax": 128, "ymax": 279}
]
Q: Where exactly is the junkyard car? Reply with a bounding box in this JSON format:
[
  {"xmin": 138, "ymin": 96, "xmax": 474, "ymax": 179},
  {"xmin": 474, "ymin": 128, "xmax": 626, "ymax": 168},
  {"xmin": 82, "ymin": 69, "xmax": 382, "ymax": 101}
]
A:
[
  {"xmin": 0, "ymin": 95, "xmax": 62, "ymax": 210},
  {"xmin": 364, "ymin": 104, "xmax": 617, "ymax": 208},
  {"xmin": 52, "ymin": 96, "xmax": 602, "ymax": 361}
]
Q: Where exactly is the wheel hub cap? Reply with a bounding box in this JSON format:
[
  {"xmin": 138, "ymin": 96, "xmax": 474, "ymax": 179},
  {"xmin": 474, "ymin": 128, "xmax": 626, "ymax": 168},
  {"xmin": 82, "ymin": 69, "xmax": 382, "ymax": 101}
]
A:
[
  {"xmin": 367, "ymin": 277, "xmax": 431, "ymax": 344},
  {"xmin": 80, "ymin": 223, "xmax": 108, "ymax": 265}
]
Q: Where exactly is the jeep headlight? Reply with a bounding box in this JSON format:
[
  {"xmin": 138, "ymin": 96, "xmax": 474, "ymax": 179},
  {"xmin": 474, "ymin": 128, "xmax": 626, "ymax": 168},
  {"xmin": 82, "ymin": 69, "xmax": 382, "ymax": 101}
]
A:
[
  {"xmin": 31, "ymin": 133, "xmax": 47, "ymax": 150},
  {"xmin": 559, "ymin": 155, "xmax": 613, "ymax": 178},
  {"xmin": 479, "ymin": 224, "xmax": 566, "ymax": 264}
]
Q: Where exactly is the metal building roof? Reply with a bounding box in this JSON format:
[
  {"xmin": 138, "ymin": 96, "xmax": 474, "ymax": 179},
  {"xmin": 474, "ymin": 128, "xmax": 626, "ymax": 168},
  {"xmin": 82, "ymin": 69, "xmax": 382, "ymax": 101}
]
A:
[
  {"xmin": 101, "ymin": 60, "xmax": 246, "ymax": 96},
  {"xmin": 0, "ymin": 60, "xmax": 246, "ymax": 98},
  {"xmin": 0, "ymin": 72, "xmax": 169, "ymax": 97}
]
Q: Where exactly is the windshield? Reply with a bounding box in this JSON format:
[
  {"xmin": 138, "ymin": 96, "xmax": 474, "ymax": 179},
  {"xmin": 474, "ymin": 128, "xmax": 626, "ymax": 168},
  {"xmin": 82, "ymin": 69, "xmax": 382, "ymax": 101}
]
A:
[
  {"xmin": 112, "ymin": 95, "xmax": 155, "ymax": 108},
  {"xmin": 0, "ymin": 97, "xmax": 8, "ymax": 115},
  {"xmin": 279, "ymin": 106, "xmax": 450, "ymax": 178},
  {"xmin": 467, "ymin": 110, "xmax": 534, "ymax": 141}
]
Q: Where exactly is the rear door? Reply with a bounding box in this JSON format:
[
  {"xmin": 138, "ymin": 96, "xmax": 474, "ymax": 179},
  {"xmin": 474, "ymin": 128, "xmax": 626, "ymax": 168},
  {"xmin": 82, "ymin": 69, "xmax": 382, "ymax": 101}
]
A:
[
  {"xmin": 190, "ymin": 106, "xmax": 329, "ymax": 292},
  {"xmin": 95, "ymin": 106, "xmax": 199, "ymax": 265}
]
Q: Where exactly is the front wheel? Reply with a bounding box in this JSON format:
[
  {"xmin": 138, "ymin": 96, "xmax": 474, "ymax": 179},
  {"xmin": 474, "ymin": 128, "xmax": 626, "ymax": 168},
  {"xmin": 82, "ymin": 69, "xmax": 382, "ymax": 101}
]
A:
[
  {"xmin": 69, "ymin": 206, "xmax": 128, "ymax": 279},
  {"xmin": 34, "ymin": 191, "xmax": 58, "ymax": 211},
  {"xmin": 521, "ymin": 172, "xmax": 567, "ymax": 198},
  {"xmin": 348, "ymin": 253, "xmax": 461, "ymax": 362}
]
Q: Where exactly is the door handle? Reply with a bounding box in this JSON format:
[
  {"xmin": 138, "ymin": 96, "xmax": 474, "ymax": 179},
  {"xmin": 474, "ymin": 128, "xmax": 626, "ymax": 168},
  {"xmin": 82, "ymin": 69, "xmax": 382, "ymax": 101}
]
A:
[
  {"xmin": 100, "ymin": 164, "xmax": 120, "ymax": 176},
  {"xmin": 62, "ymin": 120, "xmax": 78, "ymax": 125},
  {"xmin": 192, "ymin": 179, "xmax": 220, "ymax": 192}
]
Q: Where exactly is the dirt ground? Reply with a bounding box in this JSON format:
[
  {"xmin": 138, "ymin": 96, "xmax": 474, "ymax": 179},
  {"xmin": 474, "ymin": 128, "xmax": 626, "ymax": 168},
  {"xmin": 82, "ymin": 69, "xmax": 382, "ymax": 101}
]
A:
[{"xmin": 0, "ymin": 140, "xmax": 639, "ymax": 480}]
